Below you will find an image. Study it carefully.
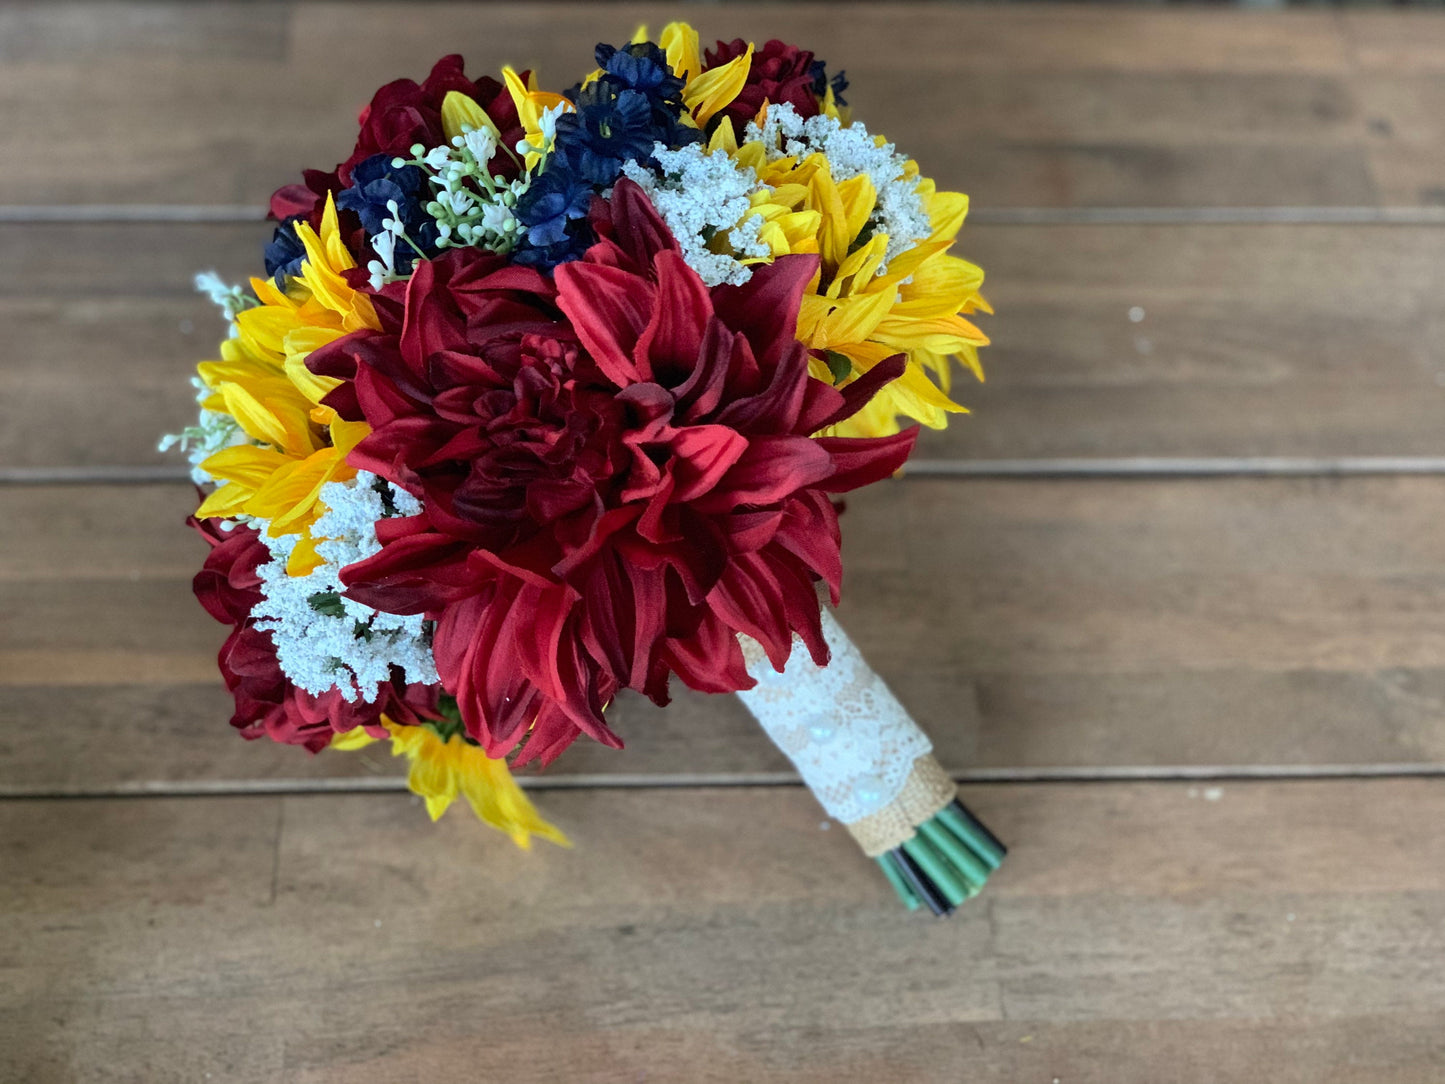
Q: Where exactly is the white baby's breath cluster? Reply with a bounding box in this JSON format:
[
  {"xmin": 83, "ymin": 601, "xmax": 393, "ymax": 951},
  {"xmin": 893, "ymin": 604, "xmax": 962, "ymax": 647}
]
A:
[
  {"xmin": 157, "ymin": 376, "xmax": 250, "ymax": 484},
  {"xmin": 621, "ymin": 144, "xmax": 773, "ymax": 288},
  {"xmin": 193, "ymin": 271, "xmax": 258, "ymax": 330},
  {"xmin": 253, "ymin": 472, "xmax": 438, "ymax": 702},
  {"xmin": 158, "ymin": 274, "xmax": 260, "ymax": 481},
  {"xmin": 745, "ymin": 103, "xmax": 932, "ymax": 273}
]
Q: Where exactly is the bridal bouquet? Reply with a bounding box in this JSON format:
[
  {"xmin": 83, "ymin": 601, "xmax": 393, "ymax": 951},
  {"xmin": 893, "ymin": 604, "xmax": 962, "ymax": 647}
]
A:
[{"xmin": 165, "ymin": 23, "xmax": 998, "ymax": 914}]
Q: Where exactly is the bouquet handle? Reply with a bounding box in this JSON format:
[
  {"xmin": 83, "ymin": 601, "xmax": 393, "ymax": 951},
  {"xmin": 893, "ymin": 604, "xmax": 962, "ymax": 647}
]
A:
[{"xmin": 736, "ymin": 611, "xmax": 1005, "ymax": 915}]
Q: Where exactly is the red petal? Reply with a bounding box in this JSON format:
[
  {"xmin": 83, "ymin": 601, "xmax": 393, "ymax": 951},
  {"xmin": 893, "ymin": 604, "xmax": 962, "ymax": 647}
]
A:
[
  {"xmin": 799, "ymin": 352, "xmax": 908, "ymax": 433},
  {"xmin": 709, "ymin": 254, "xmax": 819, "ymax": 369},
  {"xmin": 667, "ymin": 424, "xmax": 750, "ymax": 502},
  {"xmin": 554, "ymin": 262, "xmax": 655, "ymax": 386},
  {"xmin": 692, "ymin": 435, "xmax": 834, "ymax": 513},
  {"xmin": 814, "ymin": 429, "xmax": 918, "ymax": 493},
  {"xmin": 633, "ymin": 250, "xmax": 712, "ymax": 382}
]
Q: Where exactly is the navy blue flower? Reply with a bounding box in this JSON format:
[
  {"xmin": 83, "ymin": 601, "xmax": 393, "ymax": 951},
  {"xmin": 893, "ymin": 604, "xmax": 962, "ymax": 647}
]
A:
[
  {"xmin": 511, "ymin": 231, "xmax": 593, "ymax": 270},
  {"xmin": 515, "ymin": 168, "xmax": 594, "ymax": 248},
  {"xmin": 509, "ymin": 38, "xmax": 706, "ymax": 272},
  {"xmin": 595, "ymin": 42, "xmax": 688, "ymax": 113},
  {"xmin": 263, "ymin": 219, "xmax": 307, "ymax": 287},
  {"xmin": 810, "ymin": 60, "xmax": 849, "ymax": 107},
  {"xmin": 553, "ymin": 87, "xmax": 659, "ymax": 186},
  {"xmin": 596, "ymin": 42, "xmax": 700, "ymax": 151},
  {"xmin": 552, "ymin": 41, "xmax": 701, "ymax": 187},
  {"xmin": 336, "ymin": 153, "xmax": 440, "ymax": 274}
]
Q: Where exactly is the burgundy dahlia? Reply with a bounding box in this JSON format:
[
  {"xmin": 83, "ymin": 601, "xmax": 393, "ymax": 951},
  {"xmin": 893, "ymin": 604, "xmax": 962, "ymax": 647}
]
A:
[
  {"xmin": 703, "ymin": 38, "xmax": 831, "ymax": 133},
  {"xmin": 308, "ymin": 180, "xmax": 916, "ymax": 765},
  {"xmin": 190, "ymin": 517, "xmax": 438, "ymax": 752}
]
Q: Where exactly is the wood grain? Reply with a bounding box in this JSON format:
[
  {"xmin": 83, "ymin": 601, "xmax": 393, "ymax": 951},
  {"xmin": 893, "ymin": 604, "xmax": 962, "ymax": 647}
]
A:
[
  {"xmin": 9, "ymin": 221, "xmax": 1445, "ymax": 467},
  {"xmin": 7, "ymin": 9, "xmax": 1445, "ymax": 1080},
  {"xmin": 3, "ymin": 781, "xmax": 1443, "ymax": 1083},
  {"xmin": 0, "ymin": 4, "xmax": 1382, "ymax": 208},
  {"xmin": 6, "ymin": 477, "xmax": 1445, "ymax": 790}
]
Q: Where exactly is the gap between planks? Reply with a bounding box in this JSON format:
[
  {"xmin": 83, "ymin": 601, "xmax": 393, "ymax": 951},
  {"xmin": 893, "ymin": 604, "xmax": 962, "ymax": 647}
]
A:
[
  {"xmin": 12, "ymin": 459, "xmax": 1445, "ymax": 486},
  {"xmin": 7, "ymin": 205, "xmax": 1445, "ymax": 226},
  {"xmin": 7, "ymin": 763, "xmax": 1445, "ymax": 800}
]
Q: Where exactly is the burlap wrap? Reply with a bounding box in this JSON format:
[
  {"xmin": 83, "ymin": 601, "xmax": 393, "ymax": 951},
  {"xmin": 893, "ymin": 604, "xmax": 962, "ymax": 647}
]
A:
[{"xmin": 843, "ymin": 753, "xmax": 957, "ymax": 857}]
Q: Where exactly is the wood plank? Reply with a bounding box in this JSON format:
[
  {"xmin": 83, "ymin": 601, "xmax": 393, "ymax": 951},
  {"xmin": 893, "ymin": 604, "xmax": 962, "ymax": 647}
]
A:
[
  {"xmin": 1345, "ymin": 10, "xmax": 1445, "ymax": 75},
  {"xmin": 935, "ymin": 222, "xmax": 1445, "ymax": 460},
  {"xmin": 5, "ymin": 476, "xmax": 1445, "ymax": 789},
  {"xmin": 8, "ymin": 221, "xmax": 1445, "ymax": 467},
  {"xmin": 3, "ymin": 780, "xmax": 1443, "ymax": 1082},
  {"xmin": 1352, "ymin": 75, "xmax": 1445, "ymax": 209},
  {"xmin": 0, "ymin": 4, "xmax": 1376, "ymax": 208},
  {"xmin": 1339, "ymin": 15, "xmax": 1445, "ymax": 207}
]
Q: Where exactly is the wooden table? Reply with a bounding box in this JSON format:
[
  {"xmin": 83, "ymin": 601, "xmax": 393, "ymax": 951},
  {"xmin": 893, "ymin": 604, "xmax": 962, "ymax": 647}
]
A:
[{"xmin": 4, "ymin": 4, "xmax": 1445, "ymax": 1081}]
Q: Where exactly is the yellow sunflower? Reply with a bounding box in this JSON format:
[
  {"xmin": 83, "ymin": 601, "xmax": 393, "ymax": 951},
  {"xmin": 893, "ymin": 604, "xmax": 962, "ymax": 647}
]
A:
[
  {"xmin": 656, "ymin": 21, "xmax": 754, "ymax": 129},
  {"xmin": 333, "ymin": 721, "xmax": 569, "ymax": 849},
  {"xmin": 636, "ymin": 23, "xmax": 991, "ymax": 440},
  {"xmin": 193, "ymin": 193, "xmax": 380, "ymax": 573},
  {"xmin": 719, "ymin": 126, "xmax": 991, "ymax": 439}
]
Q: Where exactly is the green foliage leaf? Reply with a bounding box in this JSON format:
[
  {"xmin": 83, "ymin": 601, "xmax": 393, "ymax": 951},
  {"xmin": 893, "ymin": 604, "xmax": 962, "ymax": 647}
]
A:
[
  {"xmin": 824, "ymin": 350, "xmax": 853, "ymax": 385},
  {"xmin": 306, "ymin": 591, "xmax": 347, "ymax": 618}
]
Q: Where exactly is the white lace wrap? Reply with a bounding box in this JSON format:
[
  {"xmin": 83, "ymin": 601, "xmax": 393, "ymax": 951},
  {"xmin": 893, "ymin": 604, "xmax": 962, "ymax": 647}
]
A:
[{"xmin": 735, "ymin": 610, "xmax": 933, "ymax": 824}]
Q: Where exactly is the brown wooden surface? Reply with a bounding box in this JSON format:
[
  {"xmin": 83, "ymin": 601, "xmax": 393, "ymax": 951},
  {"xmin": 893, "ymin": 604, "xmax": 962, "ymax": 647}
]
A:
[
  {"xmin": 0, "ymin": 4, "xmax": 1388, "ymax": 208},
  {"xmin": 4, "ymin": 4, "xmax": 1445, "ymax": 1082},
  {"xmin": 8, "ymin": 221, "xmax": 1445, "ymax": 467},
  {"xmin": 5, "ymin": 782, "xmax": 1445, "ymax": 1083},
  {"xmin": 6, "ymin": 476, "xmax": 1445, "ymax": 789}
]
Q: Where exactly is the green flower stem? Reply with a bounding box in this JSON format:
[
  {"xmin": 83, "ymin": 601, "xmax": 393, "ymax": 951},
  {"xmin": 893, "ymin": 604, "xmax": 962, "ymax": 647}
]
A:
[
  {"xmin": 917, "ymin": 819, "xmax": 991, "ymax": 891},
  {"xmin": 938, "ymin": 804, "xmax": 1006, "ymax": 871},
  {"xmin": 901, "ymin": 835, "xmax": 969, "ymax": 909},
  {"xmin": 876, "ymin": 854, "xmax": 921, "ymax": 910}
]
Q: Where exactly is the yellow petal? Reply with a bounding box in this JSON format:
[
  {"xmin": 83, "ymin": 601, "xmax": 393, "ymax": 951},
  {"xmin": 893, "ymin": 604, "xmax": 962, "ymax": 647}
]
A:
[
  {"xmin": 503, "ymin": 66, "xmax": 572, "ymax": 168},
  {"xmin": 295, "ymin": 194, "xmax": 380, "ymax": 332},
  {"xmin": 408, "ymin": 747, "xmax": 458, "ymax": 820},
  {"xmin": 233, "ymin": 304, "xmax": 306, "ymax": 359},
  {"xmin": 926, "ymin": 188, "xmax": 970, "ymax": 241},
  {"xmin": 706, "ymin": 115, "xmax": 739, "ymax": 156},
  {"xmin": 872, "ymin": 313, "xmax": 990, "ymax": 354},
  {"xmin": 283, "ymin": 325, "xmax": 348, "ymax": 406},
  {"xmin": 953, "ymin": 343, "xmax": 985, "ymax": 383},
  {"xmin": 813, "ymin": 287, "xmax": 897, "ymax": 349},
  {"xmin": 199, "ymin": 444, "xmax": 290, "ymax": 489},
  {"xmin": 245, "ymin": 448, "xmax": 347, "ymax": 532},
  {"xmin": 804, "ymin": 161, "xmax": 859, "ymax": 273},
  {"xmin": 891, "ymin": 363, "xmax": 970, "ymax": 418},
  {"xmin": 829, "ymin": 340, "xmax": 901, "ymax": 374},
  {"xmin": 502, "ymin": 67, "xmax": 538, "ymax": 124},
  {"xmin": 459, "ymin": 752, "xmax": 571, "ymax": 850},
  {"xmin": 835, "ymin": 173, "xmax": 876, "ymax": 251},
  {"xmin": 250, "ymin": 275, "xmax": 292, "ymax": 309},
  {"xmin": 330, "ymin": 727, "xmax": 381, "ymax": 751},
  {"xmin": 661, "ymin": 21, "xmax": 702, "ymax": 82},
  {"xmin": 897, "ymin": 254, "xmax": 983, "ymax": 308},
  {"xmin": 830, "ymin": 232, "xmax": 888, "ymax": 298},
  {"xmin": 685, "ymin": 42, "xmax": 752, "ymax": 128},
  {"xmin": 441, "ymin": 91, "xmax": 499, "ymax": 142},
  {"xmin": 216, "ymin": 380, "xmax": 317, "ymax": 455},
  {"xmin": 377, "ymin": 721, "xmax": 568, "ymax": 848},
  {"xmin": 286, "ymin": 529, "xmax": 326, "ymax": 576},
  {"xmin": 197, "ymin": 357, "xmax": 283, "ymax": 391},
  {"xmin": 872, "ymin": 238, "xmax": 950, "ymax": 287},
  {"xmin": 194, "ymin": 481, "xmax": 255, "ymax": 520},
  {"xmin": 329, "ymin": 417, "xmax": 371, "ymax": 457}
]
